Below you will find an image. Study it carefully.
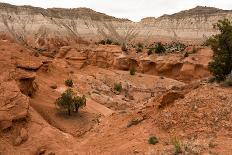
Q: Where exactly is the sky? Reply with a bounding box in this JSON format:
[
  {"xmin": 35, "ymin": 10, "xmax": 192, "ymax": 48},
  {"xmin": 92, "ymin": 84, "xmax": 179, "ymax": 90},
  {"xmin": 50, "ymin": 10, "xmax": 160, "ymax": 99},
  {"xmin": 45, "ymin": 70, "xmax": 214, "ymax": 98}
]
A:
[{"xmin": 0, "ymin": 0, "xmax": 232, "ymax": 21}]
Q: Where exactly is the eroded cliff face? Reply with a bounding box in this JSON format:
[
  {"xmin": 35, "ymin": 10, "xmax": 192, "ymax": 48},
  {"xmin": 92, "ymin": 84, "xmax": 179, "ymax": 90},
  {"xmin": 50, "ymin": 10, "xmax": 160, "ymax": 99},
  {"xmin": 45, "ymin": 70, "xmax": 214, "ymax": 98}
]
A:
[{"xmin": 0, "ymin": 3, "xmax": 232, "ymax": 44}]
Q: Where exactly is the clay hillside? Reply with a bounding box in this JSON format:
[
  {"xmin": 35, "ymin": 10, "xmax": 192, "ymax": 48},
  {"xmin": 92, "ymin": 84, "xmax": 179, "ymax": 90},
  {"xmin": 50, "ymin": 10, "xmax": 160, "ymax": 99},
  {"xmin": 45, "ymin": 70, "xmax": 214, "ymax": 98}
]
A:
[
  {"xmin": 0, "ymin": 3, "xmax": 232, "ymax": 44},
  {"xmin": 0, "ymin": 2, "xmax": 232, "ymax": 155}
]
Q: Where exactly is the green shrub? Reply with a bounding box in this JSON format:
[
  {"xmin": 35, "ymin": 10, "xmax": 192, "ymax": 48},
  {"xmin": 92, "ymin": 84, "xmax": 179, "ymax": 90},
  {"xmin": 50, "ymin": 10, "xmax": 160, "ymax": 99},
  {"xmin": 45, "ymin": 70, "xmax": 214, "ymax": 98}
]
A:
[
  {"xmin": 55, "ymin": 89, "xmax": 86, "ymax": 115},
  {"xmin": 105, "ymin": 38, "xmax": 113, "ymax": 44},
  {"xmin": 55, "ymin": 89, "xmax": 74, "ymax": 115},
  {"xmin": 136, "ymin": 43, "xmax": 144, "ymax": 53},
  {"xmin": 113, "ymin": 42, "xmax": 120, "ymax": 45},
  {"xmin": 99, "ymin": 40, "xmax": 106, "ymax": 45},
  {"xmin": 114, "ymin": 83, "xmax": 122, "ymax": 93},
  {"xmin": 155, "ymin": 42, "xmax": 166, "ymax": 54},
  {"xmin": 129, "ymin": 66, "xmax": 136, "ymax": 75},
  {"xmin": 172, "ymin": 138, "xmax": 182, "ymax": 155},
  {"xmin": 65, "ymin": 79, "xmax": 73, "ymax": 87},
  {"xmin": 148, "ymin": 136, "xmax": 158, "ymax": 145},
  {"xmin": 207, "ymin": 19, "xmax": 232, "ymax": 81}
]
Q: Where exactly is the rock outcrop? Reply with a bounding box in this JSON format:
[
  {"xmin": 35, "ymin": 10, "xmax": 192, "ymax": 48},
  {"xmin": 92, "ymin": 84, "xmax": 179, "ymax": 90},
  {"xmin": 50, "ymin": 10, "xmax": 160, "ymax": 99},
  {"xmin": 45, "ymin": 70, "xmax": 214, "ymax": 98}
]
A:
[{"xmin": 0, "ymin": 78, "xmax": 29, "ymax": 130}]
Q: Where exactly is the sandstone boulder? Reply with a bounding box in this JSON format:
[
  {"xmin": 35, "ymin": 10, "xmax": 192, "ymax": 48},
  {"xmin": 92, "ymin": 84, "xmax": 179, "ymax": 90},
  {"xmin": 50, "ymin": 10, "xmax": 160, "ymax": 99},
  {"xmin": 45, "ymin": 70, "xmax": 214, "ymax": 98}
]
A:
[{"xmin": 158, "ymin": 91, "xmax": 185, "ymax": 108}]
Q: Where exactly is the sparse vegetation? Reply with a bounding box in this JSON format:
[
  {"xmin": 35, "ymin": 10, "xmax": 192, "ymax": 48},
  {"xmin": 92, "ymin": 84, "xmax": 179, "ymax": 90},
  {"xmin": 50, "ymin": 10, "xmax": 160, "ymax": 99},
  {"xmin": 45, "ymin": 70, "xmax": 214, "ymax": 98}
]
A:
[
  {"xmin": 99, "ymin": 38, "xmax": 113, "ymax": 45},
  {"xmin": 105, "ymin": 38, "xmax": 113, "ymax": 44},
  {"xmin": 55, "ymin": 89, "xmax": 74, "ymax": 116},
  {"xmin": 72, "ymin": 95, "xmax": 86, "ymax": 113},
  {"xmin": 135, "ymin": 43, "xmax": 144, "ymax": 53},
  {"xmin": 148, "ymin": 136, "xmax": 158, "ymax": 145},
  {"xmin": 114, "ymin": 82, "xmax": 122, "ymax": 93},
  {"xmin": 65, "ymin": 79, "xmax": 73, "ymax": 87},
  {"xmin": 147, "ymin": 48, "xmax": 154, "ymax": 55},
  {"xmin": 172, "ymin": 138, "xmax": 182, "ymax": 155},
  {"xmin": 121, "ymin": 43, "xmax": 128, "ymax": 52},
  {"xmin": 55, "ymin": 89, "xmax": 86, "ymax": 116},
  {"xmin": 184, "ymin": 52, "xmax": 189, "ymax": 57},
  {"xmin": 129, "ymin": 65, "xmax": 136, "ymax": 75},
  {"xmin": 99, "ymin": 40, "xmax": 106, "ymax": 45},
  {"xmin": 206, "ymin": 19, "xmax": 232, "ymax": 81},
  {"xmin": 155, "ymin": 42, "xmax": 166, "ymax": 53}
]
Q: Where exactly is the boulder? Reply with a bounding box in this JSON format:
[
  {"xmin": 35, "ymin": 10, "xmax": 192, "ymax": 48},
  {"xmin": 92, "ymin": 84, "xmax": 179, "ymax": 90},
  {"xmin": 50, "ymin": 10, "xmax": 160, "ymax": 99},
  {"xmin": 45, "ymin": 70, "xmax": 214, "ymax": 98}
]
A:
[{"xmin": 158, "ymin": 91, "xmax": 185, "ymax": 108}]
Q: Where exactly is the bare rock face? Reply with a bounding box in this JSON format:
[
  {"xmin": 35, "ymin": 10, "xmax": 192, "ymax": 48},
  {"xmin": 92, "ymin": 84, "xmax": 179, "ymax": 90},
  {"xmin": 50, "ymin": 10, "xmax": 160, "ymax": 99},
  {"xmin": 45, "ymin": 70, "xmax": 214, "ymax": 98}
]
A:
[
  {"xmin": 113, "ymin": 56, "xmax": 138, "ymax": 70},
  {"xmin": 0, "ymin": 78, "xmax": 29, "ymax": 130},
  {"xmin": 0, "ymin": 3, "xmax": 232, "ymax": 44},
  {"xmin": 13, "ymin": 128, "xmax": 28, "ymax": 146},
  {"xmin": 16, "ymin": 59, "xmax": 43, "ymax": 71}
]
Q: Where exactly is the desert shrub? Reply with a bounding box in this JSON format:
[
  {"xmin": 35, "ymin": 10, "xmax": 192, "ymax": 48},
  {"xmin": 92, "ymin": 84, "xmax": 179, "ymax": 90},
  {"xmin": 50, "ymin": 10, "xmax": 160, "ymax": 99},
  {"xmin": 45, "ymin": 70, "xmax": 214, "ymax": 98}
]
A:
[
  {"xmin": 105, "ymin": 38, "xmax": 113, "ymax": 44},
  {"xmin": 155, "ymin": 42, "xmax": 166, "ymax": 54},
  {"xmin": 55, "ymin": 89, "xmax": 74, "ymax": 115},
  {"xmin": 55, "ymin": 89, "xmax": 86, "ymax": 115},
  {"xmin": 65, "ymin": 79, "xmax": 73, "ymax": 87},
  {"xmin": 114, "ymin": 83, "xmax": 122, "ymax": 92},
  {"xmin": 99, "ymin": 40, "xmax": 106, "ymax": 45},
  {"xmin": 148, "ymin": 136, "xmax": 158, "ymax": 145},
  {"xmin": 129, "ymin": 65, "xmax": 136, "ymax": 75},
  {"xmin": 121, "ymin": 43, "xmax": 128, "ymax": 52},
  {"xmin": 113, "ymin": 41, "xmax": 120, "ymax": 45},
  {"xmin": 172, "ymin": 138, "xmax": 182, "ymax": 155},
  {"xmin": 184, "ymin": 52, "xmax": 189, "ymax": 57},
  {"xmin": 206, "ymin": 19, "xmax": 232, "ymax": 81},
  {"xmin": 136, "ymin": 43, "xmax": 144, "ymax": 53},
  {"xmin": 147, "ymin": 48, "xmax": 155, "ymax": 55}
]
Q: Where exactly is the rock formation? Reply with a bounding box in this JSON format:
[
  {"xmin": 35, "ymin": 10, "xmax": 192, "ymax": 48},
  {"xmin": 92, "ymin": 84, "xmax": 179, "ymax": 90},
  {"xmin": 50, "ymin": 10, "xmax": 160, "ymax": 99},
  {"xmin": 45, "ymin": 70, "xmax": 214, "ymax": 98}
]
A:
[{"xmin": 0, "ymin": 3, "xmax": 232, "ymax": 45}]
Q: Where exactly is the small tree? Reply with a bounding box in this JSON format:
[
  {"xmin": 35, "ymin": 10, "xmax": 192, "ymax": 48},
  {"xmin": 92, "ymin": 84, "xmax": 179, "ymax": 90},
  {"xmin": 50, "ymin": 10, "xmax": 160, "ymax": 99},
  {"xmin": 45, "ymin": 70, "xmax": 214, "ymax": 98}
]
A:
[
  {"xmin": 206, "ymin": 19, "xmax": 232, "ymax": 81},
  {"xmin": 65, "ymin": 79, "xmax": 73, "ymax": 87},
  {"xmin": 155, "ymin": 42, "xmax": 166, "ymax": 54},
  {"xmin": 73, "ymin": 95, "xmax": 86, "ymax": 113},
  {"xmin": 55, "ymin": 89, "xmax": 74, "ymax": 115},
  {"xmin": 55, "ymin": 89, "xmax": 86, "ymax": 115}
]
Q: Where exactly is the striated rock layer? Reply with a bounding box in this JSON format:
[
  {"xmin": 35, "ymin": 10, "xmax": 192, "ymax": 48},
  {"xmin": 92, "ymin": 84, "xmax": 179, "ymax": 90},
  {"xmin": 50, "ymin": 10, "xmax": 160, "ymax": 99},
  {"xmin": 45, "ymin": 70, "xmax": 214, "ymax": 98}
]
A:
[{"xmin": 0, "ymin": 3, "xmax": 232, "ymax": 44}]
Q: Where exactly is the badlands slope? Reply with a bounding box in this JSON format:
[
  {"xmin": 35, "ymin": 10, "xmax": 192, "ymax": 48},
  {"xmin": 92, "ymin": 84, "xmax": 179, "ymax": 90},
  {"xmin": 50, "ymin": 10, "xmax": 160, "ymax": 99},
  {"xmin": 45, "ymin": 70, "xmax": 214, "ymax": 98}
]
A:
[
  {"xmin": 0, "ymin": 3, "xmax": 232, "ymax": 43},
  {"xmin": 0, "ymin": 2, "xmax": 232, "ymax": 155}
]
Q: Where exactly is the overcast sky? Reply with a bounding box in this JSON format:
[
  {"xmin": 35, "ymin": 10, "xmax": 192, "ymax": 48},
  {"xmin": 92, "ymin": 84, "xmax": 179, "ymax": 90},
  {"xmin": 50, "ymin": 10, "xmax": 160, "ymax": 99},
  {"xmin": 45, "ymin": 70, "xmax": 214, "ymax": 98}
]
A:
[{"xmin": 0, "ymin": 0, "xmax": 232, "ymax": 21}]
